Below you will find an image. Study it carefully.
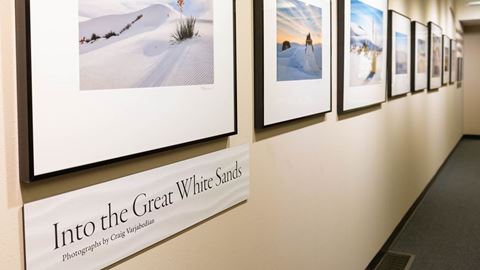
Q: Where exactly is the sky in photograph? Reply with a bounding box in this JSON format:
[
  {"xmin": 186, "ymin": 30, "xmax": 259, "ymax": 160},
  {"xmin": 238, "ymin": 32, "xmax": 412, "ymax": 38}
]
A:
[
  {"xmin": 396, "ymin": 32, "xmax": 407, "ymax": 52},
  {"xmin": 277, "ymin": 0, "xmax": 323, "ymax": 45},
  {"xmin": 350, "ymin": 0, "xmax": 383, "ymax": 44},
  {"xmin": 79, "ymin": 0, "xmax": 212, "ymax": 19}
]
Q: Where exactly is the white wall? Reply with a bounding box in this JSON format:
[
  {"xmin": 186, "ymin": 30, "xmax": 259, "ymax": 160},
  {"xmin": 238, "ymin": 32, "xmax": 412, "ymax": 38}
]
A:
[
  {"xmin": 463, "ymin": 27, "xmax": 480, "ymax": 135},
  {"xmin": 0, "ymin": 0, "xmax": 464, "ymax": 269}
]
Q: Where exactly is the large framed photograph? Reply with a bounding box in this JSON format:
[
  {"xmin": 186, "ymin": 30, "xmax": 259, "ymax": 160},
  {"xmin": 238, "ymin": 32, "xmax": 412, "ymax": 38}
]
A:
[
  {"xmin": 17, "ymin": 0, "xmax": 237, "ymax": 182},
  {"xmin": 387, "ymin": 10, "xmax": 411, "ymax": 97},
  {"xmin": 428, "ymin": 22, "xmax": 442, "ymax": 90},
  {"xmin": 338, "ymin": 0, "xmax": 388, "ymax": 113},
  {"xmin": 411, "ymin": 21, "xmax": 428, "ymax": 92},
  {"xmin": 254, "ymin": 0, "xmax": 332, "ymax": 128},
  {"xmin": 450, "ymin": 39, "xmax": 457, "ymax": 84},
  {"xmin": 442, "ymin": 35, "xmax": 451, "ymax": 85}
]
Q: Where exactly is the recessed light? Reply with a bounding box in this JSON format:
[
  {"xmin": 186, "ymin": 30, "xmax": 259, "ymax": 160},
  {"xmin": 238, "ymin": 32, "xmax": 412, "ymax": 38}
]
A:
[{"xmin": 468, "ymin": 1, "xmax": 480, "ymax": 6}]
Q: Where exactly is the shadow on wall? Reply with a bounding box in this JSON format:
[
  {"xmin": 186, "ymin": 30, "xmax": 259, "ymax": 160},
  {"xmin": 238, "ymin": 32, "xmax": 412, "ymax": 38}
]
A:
[{"xmin": 254, "ymin": 115, "xmax": 326, "ymax": 142}]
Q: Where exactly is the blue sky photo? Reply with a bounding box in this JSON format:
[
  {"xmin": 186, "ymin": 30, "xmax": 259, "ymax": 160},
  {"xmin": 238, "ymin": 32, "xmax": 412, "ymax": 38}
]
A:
[
  {"xmin": 396, "ymin": 32, "xmax": 407, "ymax": 51},
  {"xmin": 277, "ymin": 0, "xmax": 323, "ymax": 45},
  {"xmin": 350, "ymin": 0, "xmax": 383, "ymax": 50}
]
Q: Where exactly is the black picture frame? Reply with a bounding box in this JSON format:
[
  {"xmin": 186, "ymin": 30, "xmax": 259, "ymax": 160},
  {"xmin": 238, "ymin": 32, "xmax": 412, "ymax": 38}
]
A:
[
  {"xmin": 442, "ymin": 35, "xmax": 451, "ymax": 86},
  {"xmin": 254, "ymin": 0, "xmax": 333, "ymax": 129},
  {"xmin": 387, "ymin": 10, "xmax": 411, "ymax": 98},
  {"xmin": 338, "ymin": 0, "xmax": 388, "ymax": 113},
  {"xmin": 427, "ymin": 21, "xmax": 443, "ymax": 90},
  {"xmin": 16, "ymin": 0, "xmax": 238, "ymax": 182},
  {"xmin": 411, "ymin": 21, "xmax": 428, "ymax": 92}
]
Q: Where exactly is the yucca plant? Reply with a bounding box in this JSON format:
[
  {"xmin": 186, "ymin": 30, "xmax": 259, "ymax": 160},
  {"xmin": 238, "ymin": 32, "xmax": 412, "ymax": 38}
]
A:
[
  {"xmin": 171, "ymin": 16, "xmax": 198, "ymax": 42},
  {"xmin": 104, "ymin": 31, "xmax": 117, "ymax": 39}
]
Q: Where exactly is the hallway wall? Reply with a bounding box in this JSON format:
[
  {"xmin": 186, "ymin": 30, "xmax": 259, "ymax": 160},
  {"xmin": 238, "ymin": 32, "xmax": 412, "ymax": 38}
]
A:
[
  {"xmin": 463, "ymin": 27, "xmax": 480, "ymax": 135},
  {"xmin": 0, "ymin": 0, "xmax": 463, "ymax": 269},
  {"xmin": 456, "ymin": 0, "xmax": 480, "ymax": 22}
]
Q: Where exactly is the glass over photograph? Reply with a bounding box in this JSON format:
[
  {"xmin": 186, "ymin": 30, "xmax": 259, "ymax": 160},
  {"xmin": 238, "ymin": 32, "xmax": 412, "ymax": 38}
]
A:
[
  {"xmin": 79, "ymin": 0, "xmax": 214, "ymax": 90},
  {"xmin": 349, "ymin": 0, "xmax": 384, "ymax": 87},
  {"xmin": 417, "ymin": 38, "xmax": 427, "ymax": 74},
  {"xmin": 276, "ymin": 0, "xmax": 323, "ymax": 82},
  {"xmin": 432, "ymin": 34, "xmax": 441, "ymax": 78},
  {"xmin": 444, "ymin": 46, "xmax": 450, "ymax": 73},
  {"xmin": 395, "ymin": 32, "xmax": 408, "ymax": 74}
]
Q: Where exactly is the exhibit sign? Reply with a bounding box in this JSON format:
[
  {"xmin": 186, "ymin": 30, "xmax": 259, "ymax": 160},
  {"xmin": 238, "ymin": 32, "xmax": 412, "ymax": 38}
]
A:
[
  {"xmin": 411, "ymin": 21, "xmax": 428, "ymax": 92},
  {"xmin": 387, "ymin": 10, "xmax": 411, "ymax": 97},
  {"xmin": 428, "ymin": 22, "xmax": 442, "ymax": 90},
  {"xmin": 338, "ymin": 0, "xmax": 388, "ymax": 113},
  {"xmin": 18, "ymin": 0, "xmax": 237, "ymax": 182},
  {"xmin": 24, "ymin": 145, "xmax": 250, "ymax": 270},
  {"xmin": 254, "ymin": 0, "xmax": 332, "ymax": 128}
]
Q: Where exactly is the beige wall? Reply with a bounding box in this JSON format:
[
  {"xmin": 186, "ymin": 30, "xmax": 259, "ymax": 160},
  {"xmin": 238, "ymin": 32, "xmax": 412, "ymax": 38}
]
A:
[
  {"xmin": 456, "ymin": 0, "xmax": 480, "ymax": 22},
  {"xmin": 0, "ymin": 0, "xmax": 463, "ymax": 269},
  {"xmin": 463, "ymin": 27, "xmax": 480, "ymax": 135}
]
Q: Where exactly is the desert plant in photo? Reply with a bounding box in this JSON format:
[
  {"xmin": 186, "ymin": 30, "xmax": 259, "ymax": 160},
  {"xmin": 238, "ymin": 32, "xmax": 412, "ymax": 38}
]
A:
[
  {"xmin": 104, "ymin": 31, "xmax": 118, "ymax": 39},
  {"xmin": 134, "ymin": 14, "xmax": 143, "ymax": 23},
  {"xmin": 171, "ymin": 16, "xmax": 199, "ymax": 42},
  {"xmin": 90, "ymin": 33, "xmax": 101, "ymax": 42}
]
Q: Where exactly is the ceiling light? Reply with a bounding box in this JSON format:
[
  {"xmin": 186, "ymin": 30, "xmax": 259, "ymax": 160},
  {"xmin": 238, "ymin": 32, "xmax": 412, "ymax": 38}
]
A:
[{"xmin": 468, "ymin": 1, "xmax": 480, "ymax": 6}]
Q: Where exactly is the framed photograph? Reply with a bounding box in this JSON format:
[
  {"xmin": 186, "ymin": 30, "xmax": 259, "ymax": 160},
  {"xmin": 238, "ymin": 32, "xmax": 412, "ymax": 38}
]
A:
[
  {"xmin": 457, "ymin": 57, "xmax": 464, "ymax": 88},
  {"xmin": 338, "ymin": 0, "xmax": 388, "ymax": 113},
  {"xmin": 387, "ymin": 10, "xmax": 411, "ymax": 97},
  {"xmin": 428, "ymin": 22, "xmax": 442, "ymax": 90},
  {"xmin": 254, "ymin": 0, "xmax": 332, "ymax": 128},
  {"xmin": 450, "ymin": 39, "xmax": 457, "ymax": 84},
  {"xmin": 442, "ymin": 35, "xmax": 451, "ymax": 85},
  {"xmin": 411, "ymin": 21, "xmax": 428, "ymax": 92},
  {"xmin": 17, "ymin": 0, "xmax": 237, "ymax": 182}
]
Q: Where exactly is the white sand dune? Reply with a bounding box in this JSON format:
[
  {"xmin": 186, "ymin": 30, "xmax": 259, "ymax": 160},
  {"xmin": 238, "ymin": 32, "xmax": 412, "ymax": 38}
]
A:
[
  {"xmin": 79, "ymin": 4, "xmax": 214, "ymax": 90},
  {"xmin": 79, "ymin": 4, "xmax": 178, "ymax": 54},
  {"xmin": 79, "ymin": 16, "xmax": 91, "ymax": 22},
  {"xmin": 349, "ymin": 52, "xmax": 383, "ymax": 86},
  {"xmin": 277, "ymin": 44, "xmax": 322, "ymax": 81}
]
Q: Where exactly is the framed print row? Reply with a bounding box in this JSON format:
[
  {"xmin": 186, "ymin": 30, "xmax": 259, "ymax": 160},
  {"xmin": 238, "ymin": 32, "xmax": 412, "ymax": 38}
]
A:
[
  {"xmin": 17, "ymin": 0, "xmax": 237, "ymax": 182},
  {"xmin": 336, "ymin": 2, "xmax": 457, "ymax": 112},
  {"xmin": 18, "ymin": 0, "xmax": 460, "ymax": 182}
]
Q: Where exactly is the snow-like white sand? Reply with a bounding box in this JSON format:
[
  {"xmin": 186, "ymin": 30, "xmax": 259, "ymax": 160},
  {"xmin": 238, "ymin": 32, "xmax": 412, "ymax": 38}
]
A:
[
  {"xmin": 349, "ymin": 51, "xmax": 383, "ymax": 87},
  {"xmin": 277, "ymin": 44, "xmax": 322, "ymax": 81},
  {"xmin": 79, "ymin": 4, "xmax": 213, "ymax": 90}
]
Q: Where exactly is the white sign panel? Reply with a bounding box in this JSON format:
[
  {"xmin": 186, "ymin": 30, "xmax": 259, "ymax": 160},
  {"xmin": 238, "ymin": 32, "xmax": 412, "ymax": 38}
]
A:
[{"xmin": 24, "ymin": 145, "xmax": 250, "ymax": 270}]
